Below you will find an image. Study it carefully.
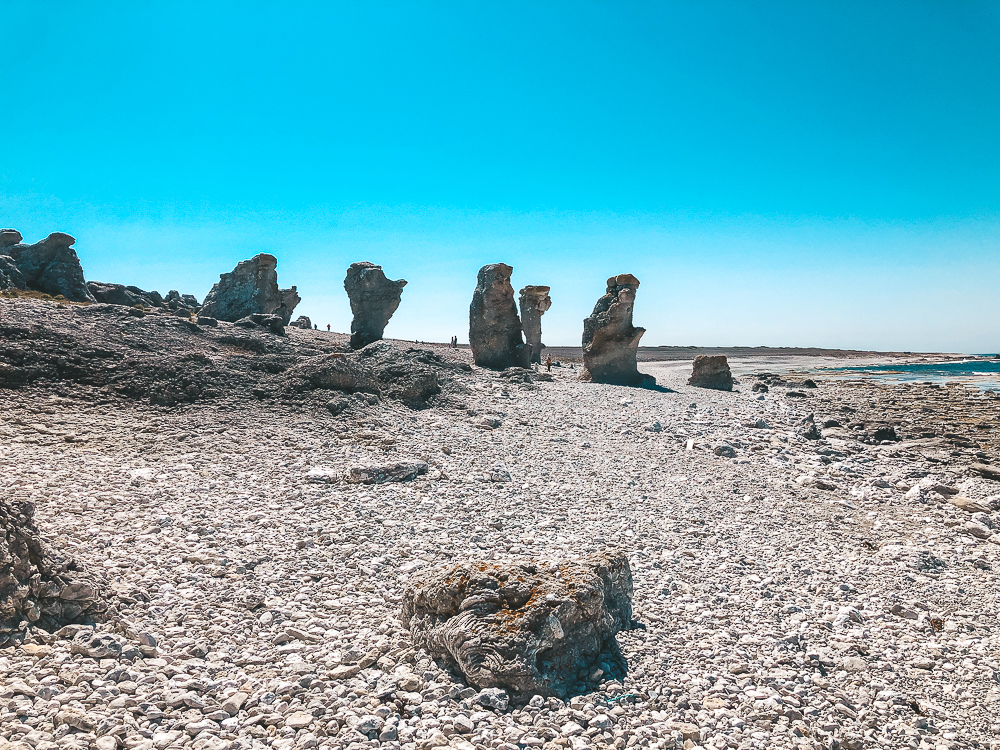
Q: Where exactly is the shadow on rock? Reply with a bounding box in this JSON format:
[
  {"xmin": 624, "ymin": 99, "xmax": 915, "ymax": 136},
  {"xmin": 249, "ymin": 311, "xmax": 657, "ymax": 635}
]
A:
[{"xmin": 401, "ymin": 551, "xmax": 634, "ymax": 701}]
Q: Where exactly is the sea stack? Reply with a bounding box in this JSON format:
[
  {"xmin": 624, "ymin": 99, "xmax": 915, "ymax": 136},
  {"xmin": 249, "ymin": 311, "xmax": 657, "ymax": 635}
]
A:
[
  {"xmin": 344, "ymin": 262, "xmax": 407, "ymax": 349},
  {"xmin": 580, "ymin": 274, "xmax": 650, "ymax": 385},
  {"xmin": 688, "ymin": 354, "xmax": 734, "ymax": 391},
  {"xmin": 518, "ymin": 285, "xmax": 552, "ymax": 365},
  {"xmin": 200, "ymin": 253, "xmax": 299, "ymax": 324},
  {"xmin": 469, "ymin": 264, "xmax": 530, "ymax": 370}
]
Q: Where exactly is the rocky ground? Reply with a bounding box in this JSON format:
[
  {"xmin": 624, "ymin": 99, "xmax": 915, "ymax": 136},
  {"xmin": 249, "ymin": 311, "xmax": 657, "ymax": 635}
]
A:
[{"xmin": 2, "ymin": 298, "xmax": 1000, "ymax": 750}]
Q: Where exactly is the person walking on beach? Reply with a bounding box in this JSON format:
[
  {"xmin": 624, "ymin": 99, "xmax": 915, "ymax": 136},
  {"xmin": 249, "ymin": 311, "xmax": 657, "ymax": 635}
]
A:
[
  {"xmin": 326, "ymin": 324, "xmax": 330, "ymax": 332},
  {"xmin": 546, "ymin": 354, "xmax": 552, "ymax": 371}
]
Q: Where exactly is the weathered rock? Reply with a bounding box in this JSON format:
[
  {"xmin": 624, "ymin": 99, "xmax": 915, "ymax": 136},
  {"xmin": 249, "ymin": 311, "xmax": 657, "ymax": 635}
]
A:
[
  {"xmin": 518, "ymin": 286, "xmax": 552, "ymax": 364},
  {"xmin": 285, "ymin": 342, "xmax": 444, "ymax": 408},
  {"xmin": 971, "ymin": 463, "xmax": 1000, "ymax": 481},
  {"xmin": 4, "ymin": 232, "xmax": 95, "ymax": 302},
  {"xmin": 401, "ymin": 551, "xmax": 633, "ymax": 698},
  {"xmin": 872, "ymin": 425, "xmax": 899, "ymax": 442},
  {"xmin": 795, "ymin": 413, "xmax": 821, "ymax": 440},
  {"xmin": 688, "ymin": 355, "xmax": 733, "ymax": 391},
  {"xmin": 69, "ymin": 630, "xmax": 136, "ymax": 659},
  {"xmin": 949, "ymin": 496, "xmax": 992, "ymax": 514},
  {"xmin": 86, "ymin": 282, "xmax": 162, "ymax": 308},
  {"xmin": 469, "ymin": 264, "xmax": 529, "ymax": 370},
  {"xmin": 0, "ymin": 499, "xmax": 112, "ymax": 643},
  {"xmin": 347, "ymin": 461, "xmax": 429, "ymax": 484},
  {"xmin": 580, "ymin": 274, "xmax": 649, "ymax": 385},
  {"xmin": 278, "ymin": 286, "xmax": 301, "ymax": 325},
  {"xmin": 0, "ymin": 229, "xmax": 23, "ymax": 247},
  {"xmin": 249, "ymin": 313, "xmax": 286, "ymax": 335},
  {"xmin": 0, "ymin": 256, "xmax": 26, "ymax": 291},
  {"xmin": 201, "ymin": 253, "xmax": 297, "ymax": 322},
  {"xmin": 344, "ymin": 262, "xmax": 407, "ymax": 349},
  {"xmin": 292, "ymin": 315, "xmax": 312, "ymax": 329},
  {"xmin": 164, "ymin": 289, "xmax": 200, "ymax": 312}
]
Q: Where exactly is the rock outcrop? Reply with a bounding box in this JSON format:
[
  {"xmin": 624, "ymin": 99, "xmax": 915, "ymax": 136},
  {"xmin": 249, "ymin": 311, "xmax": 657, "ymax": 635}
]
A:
[
  {"xmin": 87, "ymin": 282, "xmax": 165, "ymax": 309},
  {"xmin": 469, "ymin": 264, "xmax": 529, "ymax": 370},
  {"xmin": 200, "ymin": 253, "xmax": 298, "ymax": 324},
  {"xmin": 165, "ymin": 290, "xmax": 200, "ymax": 312},
  {"xmin": 0, "ymin": 256, "xmax": 26, "ymax": 291},
  {"xmin": 518, "ymin": 285, "xmax": 552, "ymax": 364},
  {"xmin": 580, "ymin": 274, "xmax": 650, "ymax": 385},
  {"xmin": 292, "ymin": 315, "xmax": 312, "ymax": 329},
  {"xmin": 278, "ymin": 287, "xmax": 301, "ymax": 326},
  {"xmin": 344, "ymin": 262, "xmax": 407, "ymax": 349},
  {"xmin": 401, "ymin": 551, "xmax": 633, "ymax": 698},
  {"xmin": 1, "ymin": 499, "xmax": 113, "ymax": 644},
  {"xmin": 285, "ymin": 341, "xmax": 446, "ymax": 408},
  {"xmin": 0, "ymin": 229, "xmax": 23, "ymax": 248},
  {"xmin": 688, "ymin": 354, "xmax": 734, "ymax": 391},
  {"xmin": 1, "ymin": 232, "xmax": 95, "ymax": 302}
]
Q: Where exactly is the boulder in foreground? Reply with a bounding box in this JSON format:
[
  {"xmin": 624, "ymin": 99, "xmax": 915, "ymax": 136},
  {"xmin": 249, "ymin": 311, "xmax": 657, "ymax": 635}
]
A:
[
  {"xmin": 688, "ymin": 354, "xmax": 734, "ymax": 391},
  {"xmin": 401, "ymin": 551, "xmax": 633, "ymax": 698},
  {"xmin": 0, "ymin": 499, "xmax": 112, "ymax": 645}
]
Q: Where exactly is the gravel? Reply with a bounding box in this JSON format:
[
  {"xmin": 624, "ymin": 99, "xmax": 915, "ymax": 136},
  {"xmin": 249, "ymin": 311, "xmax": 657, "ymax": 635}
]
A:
[{"xmin": 1, "ymin": 314, "xmax": 999, "ymax": 750}]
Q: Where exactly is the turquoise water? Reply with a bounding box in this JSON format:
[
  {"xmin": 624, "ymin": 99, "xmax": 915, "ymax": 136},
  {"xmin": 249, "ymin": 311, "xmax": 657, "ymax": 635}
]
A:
[{"xmin": 819, "ymin": 358, "xmax": 1000, "ymax": 391}]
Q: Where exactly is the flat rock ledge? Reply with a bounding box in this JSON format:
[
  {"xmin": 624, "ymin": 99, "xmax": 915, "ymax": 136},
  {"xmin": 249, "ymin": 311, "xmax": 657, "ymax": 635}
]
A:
[{"xmin": 401, "ymin": 551, "xmax": 633, "ymax": 699}]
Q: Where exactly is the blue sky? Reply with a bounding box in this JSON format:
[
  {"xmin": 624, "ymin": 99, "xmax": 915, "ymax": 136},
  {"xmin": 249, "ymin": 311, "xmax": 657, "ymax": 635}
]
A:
[{"xmin": 2, "ymin": 1, "xmax": 999, "ymax": 351}]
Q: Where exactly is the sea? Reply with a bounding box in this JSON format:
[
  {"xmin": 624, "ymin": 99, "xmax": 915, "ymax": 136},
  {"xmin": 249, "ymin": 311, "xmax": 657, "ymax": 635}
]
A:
[{"xmin": 817, "ymin": 357, "xmax": 1000, "ymax": 392}]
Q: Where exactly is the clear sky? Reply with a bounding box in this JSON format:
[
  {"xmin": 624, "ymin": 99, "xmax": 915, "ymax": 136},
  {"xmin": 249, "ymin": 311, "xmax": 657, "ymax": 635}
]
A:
[{"xmin": 2, "ymin": 1, "xmax": 998, "ymax": 352}]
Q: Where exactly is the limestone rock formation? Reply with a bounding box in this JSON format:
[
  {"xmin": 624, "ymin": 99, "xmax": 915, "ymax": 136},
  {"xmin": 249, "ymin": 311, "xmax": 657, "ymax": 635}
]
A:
[
  {"xmin": 580, "ymin": 274, "xmax": 649, "ymax": 385},
  {"xmin": 401, "ymin": 551, "xmax": 633, "ymax": 698},
  {"xmin": 0, "ymin": 229, "xmax": 23, "ymax": 247},
  {"xmin": 279, "ymin": 287, "xmax": 301, "ymax": 326},
  {"xmin": 0, "ymin": 499, "xmax": 113, "ymax": 644},
  {"xmin": 165, "ymin": 290, "xmax": 200, "ymax": 312},
  {"xmin": 200, "ymin": 253, "xmax": 298, "ymax": 324},
  {"xmin": 518, "ymin": 285, "xmax": 552, "ymax": 364},
  {"xmin": 0, "ymin": 256, "xmax": 26, "ymax": 291},
  {"xmin": 87, "ymin": 282, "xmax": 165, "ymax": 309},
  {"xmin": 285, "ymin": 341, "xmax": 444, "ymax": 408},
  {"xmin": 292, "ymin": 315, "xmax": 312, "ymax": 329},
  {"xmin": 688, "ymin": 354, "xmax": 734, "ymax": 391},
  {"xmin": 344, "ymin": 262, "xmax": 407, "ymax": 349},
  {"xmin": 469, "ymin": 264, "xmax": 529, "ymax": 370},
  {"xmin": 2, "ymin": 232, "xmax": 95, "ymax": 302}
]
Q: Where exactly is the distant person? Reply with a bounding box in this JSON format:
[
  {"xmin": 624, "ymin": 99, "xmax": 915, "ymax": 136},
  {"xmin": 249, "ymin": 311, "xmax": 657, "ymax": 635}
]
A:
[
  {"xmin": 313, "ymin": 324, "xmax": 317, "ymax": 330},
  {"xmin": 546, "ymin": 355, "xmax": 552, "ymax": 372},
  {"xmin": 326, "ymin": 324, "xmax": 331, "ymax": 332}
]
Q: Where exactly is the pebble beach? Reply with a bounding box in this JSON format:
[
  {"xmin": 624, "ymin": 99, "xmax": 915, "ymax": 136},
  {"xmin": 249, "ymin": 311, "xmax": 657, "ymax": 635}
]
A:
[{"xmin": 3, "ymin": 325, "xmax": 1000, "ymax": 750}]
